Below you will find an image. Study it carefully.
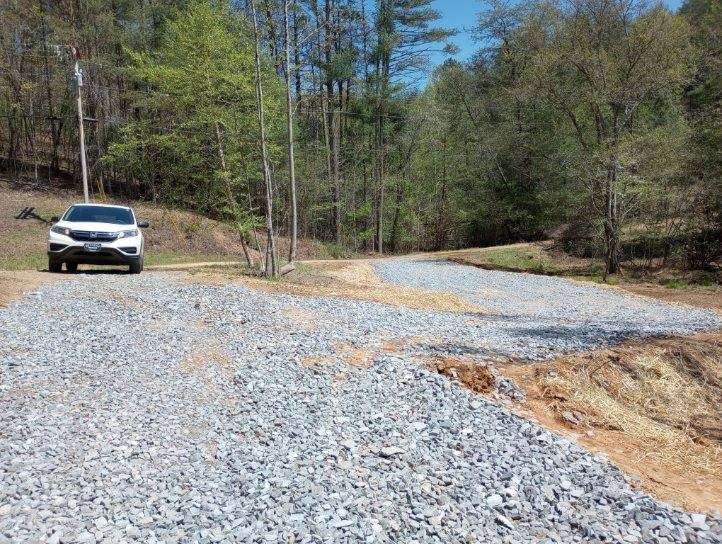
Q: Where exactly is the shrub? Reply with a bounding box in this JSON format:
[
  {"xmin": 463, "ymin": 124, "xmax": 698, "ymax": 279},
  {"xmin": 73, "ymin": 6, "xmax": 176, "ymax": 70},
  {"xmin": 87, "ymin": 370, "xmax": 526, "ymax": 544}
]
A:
[{"xmin": 684, "ymin": 227, "xmax": 722, "ymax": 270}]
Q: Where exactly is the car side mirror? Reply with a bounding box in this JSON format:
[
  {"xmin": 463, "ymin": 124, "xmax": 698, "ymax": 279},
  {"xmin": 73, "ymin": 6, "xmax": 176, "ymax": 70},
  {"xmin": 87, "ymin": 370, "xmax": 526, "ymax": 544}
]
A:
[
  {"xmin": 50, "ymin": 216, "xmax": 60, "ymax": 222},
  {"xmin": 137, "ymin": 220, "xmax": 149, "ymax": 228}
]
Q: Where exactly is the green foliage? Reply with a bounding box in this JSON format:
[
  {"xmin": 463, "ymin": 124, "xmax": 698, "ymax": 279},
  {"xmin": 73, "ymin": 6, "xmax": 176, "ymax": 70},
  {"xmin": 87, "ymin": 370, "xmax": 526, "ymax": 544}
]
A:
[
  {"xmin": 481, "ymin": 247, "xmax": 563, "ymax": 274},
  {"xmin": 323, "ymin": 242, "xmax": 351, "ymax": 259},
  {"xmin": 105, "ymin": 1, "xmax": 282, "ymax": 216},
  {"xmin": 223, "ymin": 205, "xmax": 263, "ymax": 238},
  {"xmin": 679, "ymin": 0, "xmax": 722, "ymax": 269},
  {"xmin": 1, "ymin": 0, "xmax": 719, "ymax": 272}
]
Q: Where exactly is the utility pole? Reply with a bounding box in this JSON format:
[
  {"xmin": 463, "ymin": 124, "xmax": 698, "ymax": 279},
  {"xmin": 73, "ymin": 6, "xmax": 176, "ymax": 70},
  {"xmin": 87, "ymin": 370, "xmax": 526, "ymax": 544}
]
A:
[{"xmin": 72, "ymin": 47, "xmax": 90, "ymax": 203}]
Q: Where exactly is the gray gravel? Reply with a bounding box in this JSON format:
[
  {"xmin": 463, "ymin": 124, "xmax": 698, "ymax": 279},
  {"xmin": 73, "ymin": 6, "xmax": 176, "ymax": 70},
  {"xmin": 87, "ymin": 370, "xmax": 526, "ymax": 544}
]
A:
[
  {"xmin": 374, "ymin": 259, "xmax": 722, "ymax": 355},
  {"xmin": 1, "ymin": 264, "xmax": 721, "ymax": 543}
]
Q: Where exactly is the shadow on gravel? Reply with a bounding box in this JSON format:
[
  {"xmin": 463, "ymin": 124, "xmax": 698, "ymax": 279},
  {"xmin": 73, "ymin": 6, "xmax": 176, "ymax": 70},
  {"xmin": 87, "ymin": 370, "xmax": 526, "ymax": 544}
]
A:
[
  {"xmin": 41, "ymin": 268, "xmax": 132, "ymax": 275},
  {"xmin": 465, "ymin": 312, "xmax": 655, "ymax": 348}
]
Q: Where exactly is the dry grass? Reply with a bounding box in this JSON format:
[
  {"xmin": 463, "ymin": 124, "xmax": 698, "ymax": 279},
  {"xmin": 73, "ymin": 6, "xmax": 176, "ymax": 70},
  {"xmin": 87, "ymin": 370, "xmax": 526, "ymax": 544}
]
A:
[
  {"xmin": 300, "ymin": 347, "xmax": 374, "ymax": 369},
  {"xmin": 621, "ymin": 283, "xmax": 722, "ymax": 314},
  {"xmin": 537, "ymin": 334, "xmax": 721, "ymax": 446},
  {"xmin": 302, "ymin": 335, "xmax": 436, "ymax": 369},
  {"xmin": 300, "ymin": 342, "xmax": 390, "ymax": 369},
  {"xmin": 301, "ymin": 354, "xmax": 335, "ymax": 366},
  {"xmin": 499, "ymin": 332, "xmax": 722, "ymax": 512},
  {"xmin": 182, "ymin": 260, "xmax": 488, "ymax": 314},
  {"xmin": 0, "ymin": 270, "xmax": 63, "ymax": 306},
  {"xmin": 0, "ymin": 180, "xmax": 346, "ymax": 270}
]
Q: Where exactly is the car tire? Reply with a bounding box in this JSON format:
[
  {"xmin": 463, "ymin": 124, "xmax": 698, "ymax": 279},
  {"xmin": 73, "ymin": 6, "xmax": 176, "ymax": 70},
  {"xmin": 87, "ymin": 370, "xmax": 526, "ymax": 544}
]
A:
[
  {"xmin": 66, "ymin": 263, "xmax": 78, "ymax": 273},
  {"xmin": 129, "ymin": 258, "xmax": 143, "ymax": 274},
  {"xmin": 48, "ymin": 259, "xmax": 61, "ymax": 273}
]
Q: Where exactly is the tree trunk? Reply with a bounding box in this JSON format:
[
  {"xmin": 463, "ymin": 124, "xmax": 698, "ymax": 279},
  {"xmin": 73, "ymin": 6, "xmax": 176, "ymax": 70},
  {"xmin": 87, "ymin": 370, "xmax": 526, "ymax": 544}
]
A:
[
  {"xmin": 284, "ymin": 0, "xmax": 298, "ymax": 263},
  {"xmin": 324, "ymin": 0, "xmax": 342, "ymax": 246},
  {"xmin": 388, "ymin": 178, "xmax": 403, "ymax": 253},
  {"xmin": 373, "ymin": 8, "xmax": 391, "ymax": 255},
  {"xmin": 434, "ymin": 153, "xmax": 449, "ymax": 250},
  {"xmin": 262, "ymin": 0, "xmax": 282, "ymax": 74},
  {"xmin": 330, "ymin": 107, "xmax": 341, "ymax": 245},
  {"xmin": 250, "ymin": 0, "xmax": 279, "ymax": 277},
  {"xmin": 39, "ymin": 2, "xmax": 59, "ymax": 179},
  {"xmin": 292, "ymin": 3, "xmax": 301, "ymax": 99},
  {"xmin": 374, "ymin": 111, "xmax": 385, "ymax": 254},
  {"xmin": 603, "ymin": 157, "xmax": 620, "ymax": 277},
  {"xmin": 319, "ymin": 88, "xmax": 334, "ymax": 237}
]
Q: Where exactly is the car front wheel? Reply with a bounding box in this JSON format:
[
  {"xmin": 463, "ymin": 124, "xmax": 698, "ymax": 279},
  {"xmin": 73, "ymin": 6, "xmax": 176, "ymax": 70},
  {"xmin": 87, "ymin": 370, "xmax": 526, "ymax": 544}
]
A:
[
  {"xmin": 66, "ymin": 263, "xmax": 78, "ymax": 273},
  {"xmin": 48, "ymin": 259, "xmax": 61, "ymax": 273},
  {"xmin": 129, "ymin": 258, "xmax": 143, "ymax": 274}
]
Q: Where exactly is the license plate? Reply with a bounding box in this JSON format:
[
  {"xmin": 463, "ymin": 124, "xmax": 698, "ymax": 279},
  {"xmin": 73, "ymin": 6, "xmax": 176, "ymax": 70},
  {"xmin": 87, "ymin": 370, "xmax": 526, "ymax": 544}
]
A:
[{"xmin": 84, "ymin": 242, "xmax": 102, "ymax": 251}]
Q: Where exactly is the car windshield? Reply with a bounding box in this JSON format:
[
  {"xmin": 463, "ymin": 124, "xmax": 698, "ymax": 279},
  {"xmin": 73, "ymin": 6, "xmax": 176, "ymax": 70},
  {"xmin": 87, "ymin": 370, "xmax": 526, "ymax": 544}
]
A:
[{"xmin": 63, "ymin": 205, "xmax": 134, "ymax": 225}]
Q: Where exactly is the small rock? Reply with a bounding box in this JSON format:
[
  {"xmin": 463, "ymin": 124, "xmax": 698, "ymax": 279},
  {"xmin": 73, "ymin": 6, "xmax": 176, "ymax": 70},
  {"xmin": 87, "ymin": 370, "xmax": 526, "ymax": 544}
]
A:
[
  {"xmin": 690, "ymin": 513, "xmax": 709, "ymax": 531},
  {"xmin": 76, "ymin": 532, "xmax": 95, "ymax": 543},
  {"xmin": 495, "ymin": 514, "xmax": 514, "ymax": 530},
  {"xmin": 380, "ymin": 446, "xmax": 406, "ymax": 458}
]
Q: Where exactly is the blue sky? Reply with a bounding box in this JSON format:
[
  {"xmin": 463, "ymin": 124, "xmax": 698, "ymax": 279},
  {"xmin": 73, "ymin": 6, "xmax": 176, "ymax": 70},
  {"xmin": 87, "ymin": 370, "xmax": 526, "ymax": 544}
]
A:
[{"xmin": 428, "ymin": 0, "xmax": 686, "ymax": 68}]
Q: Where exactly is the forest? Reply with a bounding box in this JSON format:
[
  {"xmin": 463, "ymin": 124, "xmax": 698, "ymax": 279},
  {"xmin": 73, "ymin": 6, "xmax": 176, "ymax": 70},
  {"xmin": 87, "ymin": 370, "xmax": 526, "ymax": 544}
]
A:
[{"xmin": 1, "ymin": 0, "xmax": 720, "ymax": 276}]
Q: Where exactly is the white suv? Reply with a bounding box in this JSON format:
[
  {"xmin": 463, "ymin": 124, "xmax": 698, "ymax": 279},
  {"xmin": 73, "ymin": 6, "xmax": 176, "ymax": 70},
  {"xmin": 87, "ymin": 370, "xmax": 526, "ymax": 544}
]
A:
[{"xmin": 48, "ymin": 203, "xmax": 148, "ymax": 274}]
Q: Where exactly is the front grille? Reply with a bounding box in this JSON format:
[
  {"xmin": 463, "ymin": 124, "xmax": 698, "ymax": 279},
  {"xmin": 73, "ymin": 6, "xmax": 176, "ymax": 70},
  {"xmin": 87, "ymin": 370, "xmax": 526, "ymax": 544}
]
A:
[
  {"xmin": 76, "ymin": 251, "xmax": 114, "ymax": 257},
  {"xmin": 119, "ymin": 247, "xmax": 137, "ymax": 254},
  {"xmin": 49, "ymin": 243, "xmax": 67, "ymax": 251},
  {"xmin": 70, "ymin": 230, "xmax": 118, "ymax": 242}
]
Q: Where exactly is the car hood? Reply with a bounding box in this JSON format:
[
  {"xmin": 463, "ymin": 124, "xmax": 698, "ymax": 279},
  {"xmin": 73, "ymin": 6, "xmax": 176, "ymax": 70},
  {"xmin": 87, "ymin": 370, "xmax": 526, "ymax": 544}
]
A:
[{"xmin": 54, "ymin": 221, "xmax": 134, "ymax": 232}]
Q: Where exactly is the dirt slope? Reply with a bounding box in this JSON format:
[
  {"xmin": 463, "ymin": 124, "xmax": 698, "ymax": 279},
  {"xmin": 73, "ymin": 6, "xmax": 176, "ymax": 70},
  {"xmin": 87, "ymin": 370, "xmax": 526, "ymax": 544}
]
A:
[
  {"xmin": 495, "ymin": 333, "xmax": 722, "ymax": 513},
  {"xmin": 0, "ymin": 180, "xmax": 337, "ymax": 270}
]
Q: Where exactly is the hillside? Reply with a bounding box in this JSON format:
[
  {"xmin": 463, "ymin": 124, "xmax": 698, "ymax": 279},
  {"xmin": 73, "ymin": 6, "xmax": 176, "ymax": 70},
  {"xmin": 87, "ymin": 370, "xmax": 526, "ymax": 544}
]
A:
[{"xmin": 0, "ymin": 180, "xmax": 339, "ymax": 271}]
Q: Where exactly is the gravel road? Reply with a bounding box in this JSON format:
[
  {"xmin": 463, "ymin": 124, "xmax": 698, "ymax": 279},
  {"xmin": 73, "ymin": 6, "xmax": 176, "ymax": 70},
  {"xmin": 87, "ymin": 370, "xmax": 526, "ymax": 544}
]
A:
[
  {"xmin": 374, "ymin": 259, "xmax": 721, "ymax": 354},
  {"xmin": 1, "ymin": 262, "xmax": 720, "ymax": 543}
]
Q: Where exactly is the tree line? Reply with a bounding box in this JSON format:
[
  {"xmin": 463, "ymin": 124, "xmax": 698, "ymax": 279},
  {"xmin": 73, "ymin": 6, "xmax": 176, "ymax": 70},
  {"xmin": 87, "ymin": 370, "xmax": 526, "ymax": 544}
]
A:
[{"xmin": 1, "ymin": 0, "xmax": 720, "ymax": 276}]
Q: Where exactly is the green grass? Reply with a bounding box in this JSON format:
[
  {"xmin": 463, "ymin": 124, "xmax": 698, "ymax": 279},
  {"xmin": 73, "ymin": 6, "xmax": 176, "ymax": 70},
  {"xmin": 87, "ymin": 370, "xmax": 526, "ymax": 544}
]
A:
[
  {"xmin": 0, "ymin": 251, "xmax": 46, "ymax": 271},
  {"xmin": 463, "ymin": 245, "xmax": 720, "ymax": 290},
  {"xmin": 144, "ymin": 251, "xmax": 241, "ymax": 267},
  {"xmin": 659, "ymin": 278, "xmax": 720, "ymax": 290},
  {"xmin": 0, "ymin": 249, "xmax": 241, "ymax": 271},
  {"xmin": 0, "ymin": 232, "xmax": 45, "ymax": 270},
  {"xmin": 458, "ymin": 245, "xmax": 620, "ymax": 283},
  {"xmin": 473, "ymin": 247, "xmax": 564, "ymax": 274}
]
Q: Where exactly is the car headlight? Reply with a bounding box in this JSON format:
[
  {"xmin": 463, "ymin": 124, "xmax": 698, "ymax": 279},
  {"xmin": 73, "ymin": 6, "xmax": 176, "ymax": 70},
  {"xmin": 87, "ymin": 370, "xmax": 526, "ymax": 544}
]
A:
[
  {"xmin": 51, "ymin": 225, "xmax": 71, "ymax": 236},
  {"xmin": 116, "ymin": 229, "xmax": 138, "ymax": 239}
]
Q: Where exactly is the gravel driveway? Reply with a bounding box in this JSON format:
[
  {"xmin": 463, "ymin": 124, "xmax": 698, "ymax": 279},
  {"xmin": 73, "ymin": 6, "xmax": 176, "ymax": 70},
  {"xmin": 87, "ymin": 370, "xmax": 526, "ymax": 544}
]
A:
[
  {"xmin": 374, "ymin": 259, "xmax": 721, "ymax": 355},
  {"xmin": 1, "ymin": 263, "xmax": 720, "ymax": 543}
]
